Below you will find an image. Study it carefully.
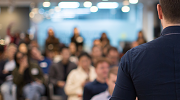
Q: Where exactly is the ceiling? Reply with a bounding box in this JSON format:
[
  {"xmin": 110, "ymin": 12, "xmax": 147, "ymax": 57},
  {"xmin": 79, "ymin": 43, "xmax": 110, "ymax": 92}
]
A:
[{"xmin": 0, "ymin": 0, "xmax": 159, "ymax": 7}]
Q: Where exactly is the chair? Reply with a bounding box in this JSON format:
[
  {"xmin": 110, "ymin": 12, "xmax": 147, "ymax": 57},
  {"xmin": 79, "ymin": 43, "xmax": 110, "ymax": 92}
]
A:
[{"xmin": 48, "ymin": 83, "xmax": 63, "ymax": 100}]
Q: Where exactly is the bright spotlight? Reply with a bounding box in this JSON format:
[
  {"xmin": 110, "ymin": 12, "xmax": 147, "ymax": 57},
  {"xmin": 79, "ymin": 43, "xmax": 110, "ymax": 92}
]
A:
[
  {"xmin": 129, "ymin": 0, "xmax": 138, "ymax": 4},
  {"xmin": 43, "ymin": 2, "xmax": 51, "ymax": 7},
  {"xmin": 83, "ymin": 1, "xmax": 92, "ymax": 8},
  {"xmin": 97, "ymin": 2, "xmax": 119, "ymax": 9},
  {"xmin": 121, "ymin": 6, "xmax": 130, "ymax": 12},
  {"xmin": 58, "ymin": 2, "xmax": 80, "ymax": 8},
  {"xmin": 90, "ymin": 6, "xmax": 98, "ymax": 12}
]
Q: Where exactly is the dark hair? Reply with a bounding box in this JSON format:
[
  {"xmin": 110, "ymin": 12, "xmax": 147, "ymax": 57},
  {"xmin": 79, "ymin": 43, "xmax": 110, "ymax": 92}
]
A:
[
  {"xmin": 60, "ymin": 46, "xmax": 69, "ymax": 52},
  {"xmin": 159, "ymin": 0, "xmax": 180, "ymax": 23},
  {"xmin": 78, "ymin": 52, "xmax": 91, "ymax": 60},
  {"xmin": 0, "ymin": 45, "xmax": 4, "ymax": 53},
  {"xmin": 94, "ymin": 58, "xmax": 110, "ymax": 68},
  {"xmin": 107, "ymin": 47, "xmax": 118, "ymax": 55},
  {"xmin": 14, "ymin": 52, "xmax": 27, "ymax": 68}
]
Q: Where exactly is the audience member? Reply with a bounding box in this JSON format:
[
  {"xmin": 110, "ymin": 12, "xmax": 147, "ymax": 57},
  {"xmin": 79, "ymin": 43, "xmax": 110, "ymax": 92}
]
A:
[
  {"xmin": 137, "ymin": 31, "xmax": 147, "ymax": 45},
  {"xmin": 45, "ymin": 28, "xmax": 60, "ymax": 52},
  {"xmin": 106, "ymin": 47, "xmax": 119, "ymax": 67},
  {"xmin": 13, "ymin": 52, "xmax": 45, "ymax": 100},
  {"xmin": 49, "ymin": 46, "xmax": 77, "ymax": 99},
  {"xmin": 100, "ymin": 33, "xmax": 110, "ymax": 49},
  {"xmin": 93, "ymin": 39, "xmax": 101, "ymax": 47},
  {"xmin": 83, "ymin": 58, "xmax": 110, "ymax": 100},
  {"xmin": 92, "ymin": 67, "xmax": 118, "ymax": 100},
  {"xmin": 71, "ymin": 27, "xmax": 84, "ymax": 54},
  {"xmin": 91, "ymin": 45, "xmax": 102, "ymax": 66},
  {"xmin": 18, "ymin": 43, "xmax": 28, "ymax": 54},
  {"xmin": 29, "ymin": 47, "xmax": 52, "ymax": 74},
  {"xmin": 65, "ymin": 52, "xmax": 96, "ymax": 100},
  {"xmin": 102, "ymin": 45, "xmax": 111, "ymax": 57},
  {"xmin": 69, "ymin": 42, "xmax": 77, "ymax": 56},
  {"xmin": 69, "ymin": 43, "xmax": 78, "ymax": 64},
  {"xmin": 0, "ymin": 44, "xmax": 17, "ymax": 100},
  {"xmin": 0, "ymin": 45, "xmax": 5, "ymax": 61}
]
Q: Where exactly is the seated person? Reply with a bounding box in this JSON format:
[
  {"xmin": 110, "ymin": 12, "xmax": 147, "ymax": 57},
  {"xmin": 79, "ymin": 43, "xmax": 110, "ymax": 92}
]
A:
[
  {"xmin": 0, "ymin": 44, "xmax": 17, "ymax": 100},
  {"xmin": 29, "ymin": 46, "xmax": 52, "ymax": 74},
  {"xmin": 106, "ymin": 47, "xmax": 120, "ymax": 67},
  {"xmin": 65, "ymin": 52, "xmax": 96, "ymax": 100},
  {"xmin": 49, "ymin": 47, "xmax": 77, "ymax": 99},
  {"xmin": 91, "ymin": 67, "xmax": 118, "ymax": 100},
  {"xmin": 83, "ymin": 58, "xmax": 110, "ymax": 100},
  {"xmin": 12, "ymin": 52, "xmax": 45, "ymax": 100},
  {"xmin": 91, "ymin": 45, "xmax": 103, "ymax": 66}
]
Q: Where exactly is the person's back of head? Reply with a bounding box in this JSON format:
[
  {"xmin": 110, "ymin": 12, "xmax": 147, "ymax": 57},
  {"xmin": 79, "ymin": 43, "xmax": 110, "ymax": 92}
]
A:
[{"xmin": 158, "ymin": 0, "xmax": 180, "ymax": 27}]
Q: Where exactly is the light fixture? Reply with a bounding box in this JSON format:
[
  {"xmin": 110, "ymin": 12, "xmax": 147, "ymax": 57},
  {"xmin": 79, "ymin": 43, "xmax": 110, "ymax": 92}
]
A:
[
  {"xmin": 97, "ymin": 2, "xmax": 119, "ymax": 9},
  {"xmin": 90, "ymin": 6, "xmax": 98, "ymax": 12},
  {"xmin": 102, "ymin": 0, "xmax": 109, "ymax": 1},
  {"xmin": 43, "ymin": 1, "xmax": 51, "ymax": 7},
  {"xmin": 129, "ymin": 0, "xmax": 138, "ymax": 4},
  {"xmin": 83, "ymin": 1, "xmax": 92, "ymax": 8},
  {"xmin": 58, "ymin": 2, "xmax": 80, "ymax": 8},
  {"xmin": 55, "ymin": 6, "xmax": 61, "ymax": 12},
  {"xmin": 121, "ymin": 5, "xmax": 130, "ymax": 12},
  {"xmin": 123, "ymin": 0, "xmax": 129, "ymax": 5}
]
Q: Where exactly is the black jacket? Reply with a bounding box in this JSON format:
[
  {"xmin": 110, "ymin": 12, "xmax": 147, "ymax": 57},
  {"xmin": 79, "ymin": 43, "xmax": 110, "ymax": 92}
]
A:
[{"xmin": 49, "ymin": 61, "xmax": 77, "ymax": 86}]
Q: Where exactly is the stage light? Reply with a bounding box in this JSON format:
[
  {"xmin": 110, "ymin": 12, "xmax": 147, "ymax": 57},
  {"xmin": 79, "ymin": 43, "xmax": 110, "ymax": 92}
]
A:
[
  {"xmin": 83, "ymin": 1, "xmax": 92, "ymax": 7},
  {"xmin": 121, "ymin": 6, "xmax": 130, "ymax": 12},
  {"xmin": 129, "ymin": 0, "xmax": 138, "ymax": 4},
  {"xmin": 97, "ymin": 2, "xmax": 119, "ymax": 9},
  {"xmin": 90, "ymin": 6, "xmax": 98, "ymax": 12},
  {"xmin": 58, "ymin": 2, "xmax": 80, "ymax": 8},
  {"xmin": 43, "ymin": 2, "xmax": 51, "ymax": 7}
]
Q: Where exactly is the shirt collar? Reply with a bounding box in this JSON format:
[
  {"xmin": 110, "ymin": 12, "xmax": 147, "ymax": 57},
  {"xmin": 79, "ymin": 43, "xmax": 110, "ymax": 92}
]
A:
[{"xmin": 161, "ymin": 26, "xmax": 180, "ymax": 36}]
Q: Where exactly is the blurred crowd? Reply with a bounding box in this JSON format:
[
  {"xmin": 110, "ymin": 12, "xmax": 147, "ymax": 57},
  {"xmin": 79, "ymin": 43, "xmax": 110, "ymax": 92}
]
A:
[{"xmin": 0, "ymin": 24, "xmax": 146, "ymax": 100}]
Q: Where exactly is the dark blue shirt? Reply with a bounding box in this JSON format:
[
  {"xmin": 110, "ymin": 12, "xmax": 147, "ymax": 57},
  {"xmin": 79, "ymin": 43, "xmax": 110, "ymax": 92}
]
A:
[
  {"xmin": 111, "ymin": 26, "xmax": 180, "ymax": 100},
  {"xmin": 38, "ymin": 57, "xmax": 52, "ymax": 74},
  {"xmin": 83, "ymin": 79, "xmax": 108, "ymax": 100}
]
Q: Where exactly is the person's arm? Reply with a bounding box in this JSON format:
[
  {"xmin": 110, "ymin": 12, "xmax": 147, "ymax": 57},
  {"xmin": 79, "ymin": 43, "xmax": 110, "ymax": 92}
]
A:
[
  {"xmin": 49, "ymin": 64, "xmax": 58, "ymax": 85},
  {"xmin": 12, "ymin": 68, "xmax": 24, "ymax": 86},
  {"xmin": 83, "ymin": 85, "xmax": 93, "ymax": 100},
  {"xmin": 110, "ymin": 51, "xmax": 136, "ymax": 100},
  {"xmin": 0, "ymin": 61, "xmax": 11, "ymax": 78},
  {"xmin": 64, "ymin": 70, "xmax": 81, "ymax": 96}
]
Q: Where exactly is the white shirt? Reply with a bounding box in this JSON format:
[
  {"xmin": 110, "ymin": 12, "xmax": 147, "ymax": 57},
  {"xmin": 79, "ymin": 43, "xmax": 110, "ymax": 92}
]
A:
[
  {"xmin": 91, "ymin": 90, "xmax": 111, "ymax": 100},
  {"xmin": 65, "ymin": 66, "xmax": 97, "ymax": 100},
  {"xmin": 4, "ymin": 60, "xmax": 16, "ymax": 71},
  {"xmin": 4, "ymin": 60, "xmax": 16, "ymax": 80}
]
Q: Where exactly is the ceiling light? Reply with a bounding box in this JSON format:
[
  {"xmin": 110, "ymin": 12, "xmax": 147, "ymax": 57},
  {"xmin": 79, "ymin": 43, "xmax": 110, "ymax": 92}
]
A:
[
  {"xmin": 121, "ymin": 6, "xmax": 130, "ymax": 12},
  {"xmin": 43, "ymin": 2, "xmax": 51, "ymax": 7},
  {"xmin": 90, "ymin": 6, "xmax": 98, "ymax": 12},
  {"xmin": 129, "ymin": 0, "xmax": 138, "ymax": 4},
  {"xmin": 102, "ymin": 0, "xmax": 109, "ymax": 1},
  {"xmin": 97, "ymin": 2, "xmax": 119, "ymax": 9},
  {"xmin": 83, "ymin": 1, "xmax": 92, "ymax": 8},
  {"xmin": 58, "ymin": 2, "xmax": 80, "ymax": 8}
]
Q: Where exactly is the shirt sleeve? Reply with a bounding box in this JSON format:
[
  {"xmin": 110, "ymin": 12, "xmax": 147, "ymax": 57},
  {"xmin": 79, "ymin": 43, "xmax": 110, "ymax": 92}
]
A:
[
  {"xmin": 64, "ymin": 70, "xmax": 81, "ymax": 96},
  {"xmin": 83, "ymin": 85, "xmax": 93, "ymax": 100},
  {"xmin": 49, "ymin": 64, "xmax": 58, "ymax": 85},
  {"xmin": 110, "ymin": 50, "xmax": 136, "ymax": 100}
]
